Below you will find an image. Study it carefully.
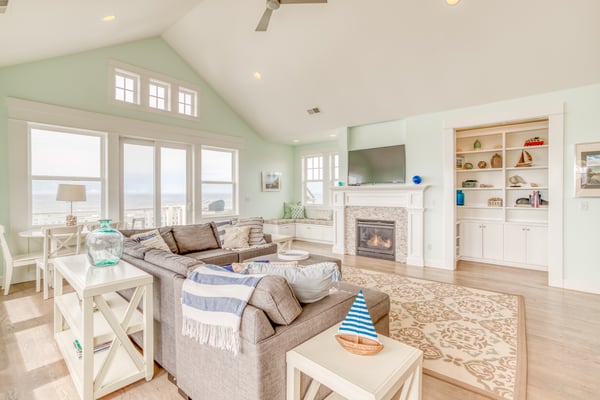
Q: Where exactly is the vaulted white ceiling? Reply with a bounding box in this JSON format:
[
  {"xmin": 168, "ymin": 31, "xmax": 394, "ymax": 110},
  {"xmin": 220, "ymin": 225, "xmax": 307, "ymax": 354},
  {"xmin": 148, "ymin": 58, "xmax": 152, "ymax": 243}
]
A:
[{"xmin": 1, "ymin": 0, "xmax": 600, "ymax": 144}]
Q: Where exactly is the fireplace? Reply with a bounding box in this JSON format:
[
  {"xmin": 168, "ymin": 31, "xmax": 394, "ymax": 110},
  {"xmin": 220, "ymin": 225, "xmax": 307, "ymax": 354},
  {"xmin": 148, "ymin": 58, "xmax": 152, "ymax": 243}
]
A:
[{"xmin": 356, "ymin": 219, "xmax": 395, "ymax": 260}]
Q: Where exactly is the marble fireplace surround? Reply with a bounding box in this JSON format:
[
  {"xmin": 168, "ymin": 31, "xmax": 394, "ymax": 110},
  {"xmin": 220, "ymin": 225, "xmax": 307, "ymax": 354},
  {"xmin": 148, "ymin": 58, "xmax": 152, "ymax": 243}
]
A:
[{"xmin": 331, "ymin": 184, "xmax": 428, "ymax": 266}]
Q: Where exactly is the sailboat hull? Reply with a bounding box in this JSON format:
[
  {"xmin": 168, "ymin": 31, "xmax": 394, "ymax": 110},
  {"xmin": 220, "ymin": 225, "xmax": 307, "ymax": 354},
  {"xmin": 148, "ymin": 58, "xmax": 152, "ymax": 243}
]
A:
[{"xmin": 335, "ymin": 334, "xmax": 384, "ymax": 356}]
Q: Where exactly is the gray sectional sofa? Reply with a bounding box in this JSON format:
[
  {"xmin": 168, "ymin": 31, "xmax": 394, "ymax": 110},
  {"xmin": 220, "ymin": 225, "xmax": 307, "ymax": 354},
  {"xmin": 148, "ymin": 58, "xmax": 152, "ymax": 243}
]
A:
[{"xmin": 117, "ymin": 221, "xmax": 391, "ymax": 400}]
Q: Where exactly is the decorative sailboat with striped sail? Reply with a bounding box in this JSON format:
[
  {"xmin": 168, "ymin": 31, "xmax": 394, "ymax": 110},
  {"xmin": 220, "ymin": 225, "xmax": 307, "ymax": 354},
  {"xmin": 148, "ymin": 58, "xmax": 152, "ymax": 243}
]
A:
[{"xmin": 335, "ymin": 289, "xmax": 384, "ymax": 355}]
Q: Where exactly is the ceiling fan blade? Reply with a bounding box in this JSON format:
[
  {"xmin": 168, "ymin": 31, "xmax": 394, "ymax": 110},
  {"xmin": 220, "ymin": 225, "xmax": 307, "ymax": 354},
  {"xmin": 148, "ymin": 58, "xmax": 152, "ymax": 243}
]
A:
[
  {"xmin": 279, "ymin": 0, "xmax": 327, "ymax": 3},
  {"xmin": 255, "ymin": 8, "xmax": 273, "ymax": 31}
]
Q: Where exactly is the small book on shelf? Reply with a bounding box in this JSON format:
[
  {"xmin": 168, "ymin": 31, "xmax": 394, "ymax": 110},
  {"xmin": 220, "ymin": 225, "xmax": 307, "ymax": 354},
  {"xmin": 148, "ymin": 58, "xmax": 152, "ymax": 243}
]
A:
[{"xmin": 72, "ymin": 339, "xmax": 112, "ymax": 358}]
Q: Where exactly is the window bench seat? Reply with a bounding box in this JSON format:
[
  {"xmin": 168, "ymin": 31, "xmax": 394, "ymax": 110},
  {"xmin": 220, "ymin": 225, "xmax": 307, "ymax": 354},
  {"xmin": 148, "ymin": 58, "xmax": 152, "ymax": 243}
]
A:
[{"xmin": 264, "ymin": 218, "xmax": 333, "ymax": 244}]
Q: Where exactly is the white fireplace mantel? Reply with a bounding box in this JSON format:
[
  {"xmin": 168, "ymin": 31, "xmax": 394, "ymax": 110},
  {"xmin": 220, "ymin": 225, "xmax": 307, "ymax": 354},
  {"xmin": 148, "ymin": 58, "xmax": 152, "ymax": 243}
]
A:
[{"xmin": 331, "ymin": 184, "xmax": 429, "ymax": 266}]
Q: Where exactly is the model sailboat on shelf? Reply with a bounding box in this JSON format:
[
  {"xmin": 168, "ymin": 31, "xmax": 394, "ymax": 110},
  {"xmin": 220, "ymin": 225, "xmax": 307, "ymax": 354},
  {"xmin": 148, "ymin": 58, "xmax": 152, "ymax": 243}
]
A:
[
  {"xmin": 515, "ymin": 150, "xmax": 533, "ymax": 167},
  {"xmin": 335, "ymin": 289, "xmax": 384, "ymax": 355}
]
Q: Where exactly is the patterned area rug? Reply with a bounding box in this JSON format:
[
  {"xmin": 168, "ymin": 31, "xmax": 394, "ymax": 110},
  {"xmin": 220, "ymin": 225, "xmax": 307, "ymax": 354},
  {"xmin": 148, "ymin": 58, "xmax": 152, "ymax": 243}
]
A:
[{"xmin": 342, "ymin": 266, "xmax": 527, "ymax": 400}]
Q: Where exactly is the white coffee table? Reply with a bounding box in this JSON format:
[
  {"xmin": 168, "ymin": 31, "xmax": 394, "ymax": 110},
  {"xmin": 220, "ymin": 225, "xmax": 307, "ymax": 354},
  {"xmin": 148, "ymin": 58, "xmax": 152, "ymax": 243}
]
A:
[
  {"xmin": 271, "ymin": 233, "xmax": 294, "ymax": 251},
  {"xmin": 286, "ymin": 324, "xmax": 423, "ymax": 400}
]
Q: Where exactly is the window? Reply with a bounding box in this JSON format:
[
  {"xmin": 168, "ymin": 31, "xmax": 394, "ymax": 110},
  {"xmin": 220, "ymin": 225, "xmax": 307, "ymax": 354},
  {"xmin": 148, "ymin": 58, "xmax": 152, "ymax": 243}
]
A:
[
  {"xmin": 178, "ymin": 88, "xmax": 197, "ymax": 117},
  {"xmin": 149, "ymin": 79, "xmax": 170, "ymax": 111},
  {"xmin": 29, "ymin": 126, "xmax": 104, "ymax": 226},
  {"xmin": 122, "ymin": 140, "xmax": 190, "ymax": 228},
  {"xmin": 201, "ymin": 147, "xmax": 237, "ymax": 216},
  {"xmin": 301, "ymin": 152, "xmax": 338, "ymax": 205},
  {"xmin": 114, "ymin": 69, "xmax": 139, "ymax": 104}
]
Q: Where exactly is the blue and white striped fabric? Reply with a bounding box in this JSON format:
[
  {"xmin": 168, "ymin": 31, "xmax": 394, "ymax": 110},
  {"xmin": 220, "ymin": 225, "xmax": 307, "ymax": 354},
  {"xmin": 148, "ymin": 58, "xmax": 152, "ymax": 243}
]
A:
[
  {"xmin": 338, "ymin": 289, "xmax": 379, "ymax": 341},
  {"xmin": 181, "ymin": 264, "xmax": 262, "ymax": 354}
]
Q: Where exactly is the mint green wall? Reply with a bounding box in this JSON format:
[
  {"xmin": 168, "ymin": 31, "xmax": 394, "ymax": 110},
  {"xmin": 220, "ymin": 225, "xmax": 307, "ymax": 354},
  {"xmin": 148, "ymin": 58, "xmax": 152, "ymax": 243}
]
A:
[
  {"xmin": 0, "ymin": 37, "xmax": 294, "ymax": 238},
  {"xmin": 294, "ymin": 84, "xmax": 600, "ymax": 293}
]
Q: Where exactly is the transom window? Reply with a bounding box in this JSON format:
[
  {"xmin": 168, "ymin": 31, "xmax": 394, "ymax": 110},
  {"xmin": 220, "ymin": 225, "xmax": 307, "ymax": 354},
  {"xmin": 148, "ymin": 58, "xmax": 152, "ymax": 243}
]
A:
[
  {"xmin": 149, "ymin": 79, "xmax": 170, "ymax": 111},
  {"xmin": 115, "ymin": 70, "xmax": 139, "ymax": 104},
  {"xmin": 201, "ymin": 147, "xmax": 237, "ymax": 216},
  {"xmin": 178, "ymin": 88, "xmax": 197, "ymax": 117},
  {"xmin": 29, "ymin": 126, "xmax": 104, "ymax": 226}
]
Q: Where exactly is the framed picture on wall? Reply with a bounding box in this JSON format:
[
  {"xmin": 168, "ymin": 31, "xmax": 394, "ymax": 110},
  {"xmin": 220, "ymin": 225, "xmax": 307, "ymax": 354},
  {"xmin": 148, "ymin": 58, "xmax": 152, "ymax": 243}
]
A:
[
  {"xmin": 575, "ymin": 142, "xmax": 600, "ymax": 197},
  {"xmin": 262, "ymin": 171, "xmax": 282, "ymax": 192}
]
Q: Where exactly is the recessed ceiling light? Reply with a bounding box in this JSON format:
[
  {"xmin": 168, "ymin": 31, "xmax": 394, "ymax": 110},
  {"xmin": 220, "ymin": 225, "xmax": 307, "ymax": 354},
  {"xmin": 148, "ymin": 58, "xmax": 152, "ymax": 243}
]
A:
[
  {"xmin": 102, "ymin": 15, "xmax": 116, "ymax": 22},
  {"xmin": 292, "ymin": 139, "xmax": 300, "ymax": 143},
  {"xmin": 446, "ymin": 0, "xmax": 460, "ymax": 5},
  {"xmin": 253, "ymin": 72, "xmax": 262, "ymax": 80},
  {"xmin": 329, "ymin": 134, "xmax": 337, "ymax": 138}
]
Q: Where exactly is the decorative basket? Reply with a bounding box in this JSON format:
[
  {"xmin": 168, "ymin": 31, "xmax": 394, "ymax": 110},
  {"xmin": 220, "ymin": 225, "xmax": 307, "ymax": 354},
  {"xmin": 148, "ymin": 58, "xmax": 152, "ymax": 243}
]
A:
[
  {"xmin": 335, "ymin": 334, "xmax": 384, "ymax": 356},
  {"xmin": 488, "ymin": 197, "xmax": 503, "ymax": 207}
]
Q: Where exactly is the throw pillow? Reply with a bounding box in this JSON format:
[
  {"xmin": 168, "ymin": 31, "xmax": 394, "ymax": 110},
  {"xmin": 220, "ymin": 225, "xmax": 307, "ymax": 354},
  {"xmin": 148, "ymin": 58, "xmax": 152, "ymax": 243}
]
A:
[
  {"xmin": 283, "ymin": 201, "xmax": 301, "ymax": 219},
  {"xmin": 290, "ymin": 205, "xmax": 305, "ymax": 219},
  {"xmin": 244, "ymin": 261, "xmax": 340, "ymax": 303},
  {"xmin": 172, "ymin": 223, "xmax": 221, "ymax": 254},
  {"xmin": 248, "ymin": 275, "xmax": 302, "ymax": 325},
  {"xmin": 129, "ymin": 229, "xmax": 172, "ymax": 253},
  {"xmin": 222, "ymin": 225, "xmax": 251, "ymax": 249},
  {"xmin": 214, "ymin": 220, "xmax": 234, "ymax": 246},
  {"xmin": 235, "ymin": 217, "xmax": 267, "ymax": 246},
  {"xmin": 304, "ymin": 207, "xmax": 332, "ymax": 221}
]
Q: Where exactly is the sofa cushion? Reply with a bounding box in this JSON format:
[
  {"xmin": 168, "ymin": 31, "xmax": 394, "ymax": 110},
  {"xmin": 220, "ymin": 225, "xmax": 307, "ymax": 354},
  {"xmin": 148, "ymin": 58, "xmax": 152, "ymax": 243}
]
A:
[
  {"xmin": 130, "ymin": 229, "xmax": 172, "ymax": 252},
  {"xmin": 222, "ymin": 225, "xmax": 251, "ymax": 249},
  {"xmin": 244, "ymin": 262, "xmax": 340, "ymax": 303},
  {"xmin": 235, "ymin": 217, "xmax": 267, "ymax": 246},
  {"xmin": 185, "ymin": 248, "xmax": 238, "ymax": 266},
  {"xmin": 248, "ymin": 275, "xmax": 302, "ymax": 325},
  {"xmin": 172, "ymin": 223, "xmax": 220, "ymax": 254},
  {"xmin": 122, "ymin": 237, "xmax": 150, "ymax": 259},
  {"xmin": 304, "ymin": 207, "xmax": 333, "ymax": 221},
  {"xmin": 161, "ymin": 229, "xmax": 180, "ymax": 254},
  {"xmin": 143, "ymin": 249, "xmax": 202, "ymax": 276}
]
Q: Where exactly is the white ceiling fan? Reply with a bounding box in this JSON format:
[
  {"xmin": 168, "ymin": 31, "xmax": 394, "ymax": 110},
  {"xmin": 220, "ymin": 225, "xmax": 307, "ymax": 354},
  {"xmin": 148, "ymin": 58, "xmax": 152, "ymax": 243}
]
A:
[{"xmin": 255, "ymin": 0, "xmax": 327, "ymax": 32}]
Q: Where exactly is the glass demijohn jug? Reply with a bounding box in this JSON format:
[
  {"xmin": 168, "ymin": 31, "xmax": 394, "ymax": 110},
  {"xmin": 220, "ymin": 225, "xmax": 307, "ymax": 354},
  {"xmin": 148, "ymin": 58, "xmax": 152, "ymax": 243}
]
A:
[{"xmin": 86, "ymin": 219, "xmax": 124, "ymax": 266}]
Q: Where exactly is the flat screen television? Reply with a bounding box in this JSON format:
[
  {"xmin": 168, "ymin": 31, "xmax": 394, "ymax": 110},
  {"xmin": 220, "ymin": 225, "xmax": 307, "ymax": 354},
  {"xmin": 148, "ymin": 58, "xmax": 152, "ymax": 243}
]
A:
[{"xmin": 348, "ymin": 144, "xmax": 406, "ymax": 185}]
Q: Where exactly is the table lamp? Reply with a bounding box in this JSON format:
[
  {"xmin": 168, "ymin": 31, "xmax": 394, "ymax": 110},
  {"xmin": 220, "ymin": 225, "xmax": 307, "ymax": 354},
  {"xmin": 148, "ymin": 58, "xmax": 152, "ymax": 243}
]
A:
[{"xmin": 56, "ymin": 184, "xmax": 87, "ymax": 226}]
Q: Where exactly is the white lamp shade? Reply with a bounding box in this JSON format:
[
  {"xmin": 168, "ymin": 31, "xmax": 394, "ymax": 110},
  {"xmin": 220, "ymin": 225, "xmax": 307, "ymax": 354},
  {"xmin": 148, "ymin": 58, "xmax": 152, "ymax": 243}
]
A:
[{"xmin": 56, "ymin": 184, "xmax": 87, "ymax": 202}]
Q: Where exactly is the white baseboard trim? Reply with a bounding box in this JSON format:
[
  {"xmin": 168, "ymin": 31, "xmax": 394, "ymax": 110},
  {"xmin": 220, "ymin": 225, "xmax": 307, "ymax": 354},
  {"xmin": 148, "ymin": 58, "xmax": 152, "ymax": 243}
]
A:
[
  {"xmin": 423, "ymin": 258, "xmax": 447, "ymax": 269},
  {"xmin": 562, "ymin": 279, "xmax": 600, "ymax": 295}
]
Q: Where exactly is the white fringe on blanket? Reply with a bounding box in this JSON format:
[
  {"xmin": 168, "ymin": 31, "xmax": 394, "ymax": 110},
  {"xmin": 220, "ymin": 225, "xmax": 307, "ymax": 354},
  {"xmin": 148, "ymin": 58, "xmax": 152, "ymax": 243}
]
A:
[{"xmin": 181, "ymin": 264, "xmax": 262, "ymax": 355}]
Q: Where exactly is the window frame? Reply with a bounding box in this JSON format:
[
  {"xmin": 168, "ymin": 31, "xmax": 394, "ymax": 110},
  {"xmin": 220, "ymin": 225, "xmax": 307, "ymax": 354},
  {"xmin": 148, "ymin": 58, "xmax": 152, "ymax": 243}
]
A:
[
  {"xmin": 114, "ymin": 69, "xmax": 140, "ymax": 105},
  {"xmin": 120, "ymin": 137, "xmax": 192, "ymax": 228},
  {"xmin": 301, "ymin": 151, "xmax": 339, "ymax": 206},
  {"xmin": 148, "ymin": 78, "xmax": 171, "ymax": 111},
  {"xmin": 28, "ymin": 123, "xmax": 106, "ymax": 227},
  {"xmin": 178, "ymin": 87, "xmax": 198, "ymax": 117},
  {"xmin": 200, "ymin": 145, "xmax": 239, "ymax": 217}
]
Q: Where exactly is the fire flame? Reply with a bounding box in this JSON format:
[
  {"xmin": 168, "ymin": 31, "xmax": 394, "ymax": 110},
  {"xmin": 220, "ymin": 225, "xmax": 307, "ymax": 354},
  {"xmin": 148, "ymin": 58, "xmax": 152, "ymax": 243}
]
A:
[{"xmin": 366, "ymin": 235, "xmax": 392, "ymax": 249}]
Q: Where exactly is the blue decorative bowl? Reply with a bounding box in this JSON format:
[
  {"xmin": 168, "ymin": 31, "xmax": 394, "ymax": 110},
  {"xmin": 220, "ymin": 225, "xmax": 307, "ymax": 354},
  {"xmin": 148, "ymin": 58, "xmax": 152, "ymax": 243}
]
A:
[{"xmin": 412, "ymin": 175, "xmax": 422, "ymax": 184}]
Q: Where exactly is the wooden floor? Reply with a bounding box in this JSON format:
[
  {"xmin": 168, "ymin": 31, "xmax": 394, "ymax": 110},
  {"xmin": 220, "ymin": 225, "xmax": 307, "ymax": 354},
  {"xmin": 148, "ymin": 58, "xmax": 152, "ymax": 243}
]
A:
[{"xmin": 1, "ymin": 241, "xmax": 600, "ymax": 400}]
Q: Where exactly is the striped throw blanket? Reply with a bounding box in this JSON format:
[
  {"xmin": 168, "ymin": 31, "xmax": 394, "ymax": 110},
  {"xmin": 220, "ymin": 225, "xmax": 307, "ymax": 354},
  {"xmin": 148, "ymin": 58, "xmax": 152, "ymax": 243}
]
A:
[{"xmin": 181, "ymin": 264, "xmax": 262, "ymax": 354}]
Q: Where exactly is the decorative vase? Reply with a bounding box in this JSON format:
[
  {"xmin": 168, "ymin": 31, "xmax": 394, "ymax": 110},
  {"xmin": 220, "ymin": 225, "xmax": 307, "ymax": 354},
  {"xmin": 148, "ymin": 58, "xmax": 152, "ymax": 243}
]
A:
[
  {"xmin": 412, "ymin": 175, "xmax": 422, "ymax": 184},
  {"xmin": 491, "ymin": 153, "xmax": 502, "ymax": 168},
  {"xmin": 86, "ymin": 219, "xmax": 124, "ymax": 267},
  {"xmin": 473, "ymin": 139, "xmax": 481, "ymax": 150},
  {"xmin": 456, "ymin": 190, "xmax": 465, "ymax": 206}
]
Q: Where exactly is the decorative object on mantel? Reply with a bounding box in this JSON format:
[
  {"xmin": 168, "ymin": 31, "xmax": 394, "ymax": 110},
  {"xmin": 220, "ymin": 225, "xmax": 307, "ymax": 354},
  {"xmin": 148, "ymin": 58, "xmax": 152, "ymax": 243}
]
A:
[
  {"xmin": 490, "ymin": 153, "xmax": 502, "ymax": 168},
  {"xmin": 473, "ymin": 139, "xmax": 481, "ymax": 150},
  {"xmin": 412, "ymin": 175, "xmax": 422, "ymax": 184},
  {"xmin": 86, "ymin": 219, "xmax": 124, "ymax": 267},
  {"xmin": 464, "ymin": 162, "xmax": 473, "ymax": 170},
  {"xmin": 524, "ymin": 137, "xmax": 545, "ymax": 146},
  {"xmin": 335, "ymin": 289, "xmax": 383, "ymax": 356},
  {"xmin": 488, "ymin": 197, "xmax": 503, "ymax": 207},
  {"xmin": 56, "ymin": 184, "xmax": 87, "ymax": 226},
  {"xmin": 515, "ymin": 150, "xmax": 533, "ymax": 167},
  {"xmin": 462, "ymin": 180, "xmax": 478, "ymax": 188},
  {"xmin": 477, "ymin": 160, "xmax": 487, "ymax": 169}
]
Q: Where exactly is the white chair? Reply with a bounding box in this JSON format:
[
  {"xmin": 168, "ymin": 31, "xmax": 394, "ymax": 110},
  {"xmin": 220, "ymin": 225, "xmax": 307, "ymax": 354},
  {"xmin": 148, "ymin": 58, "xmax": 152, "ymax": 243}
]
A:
[
  {"xmin": 36, "ymin": 225, "xmax": 83, "ymax": 299},
  {"xmin": 1, "ymin": 225, "xmax": 42, "ymax": 296}
]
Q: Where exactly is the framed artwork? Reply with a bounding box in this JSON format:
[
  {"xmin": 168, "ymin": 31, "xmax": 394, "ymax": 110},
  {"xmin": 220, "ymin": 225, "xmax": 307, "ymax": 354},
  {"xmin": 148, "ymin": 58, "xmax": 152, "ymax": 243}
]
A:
[
  {"xmin": 262, "ymin": 171, "xmax": 282, "ymax": 192},
  {"xmin": 575, "ymin": 142, "xmax": 600, "ymax": 197}
]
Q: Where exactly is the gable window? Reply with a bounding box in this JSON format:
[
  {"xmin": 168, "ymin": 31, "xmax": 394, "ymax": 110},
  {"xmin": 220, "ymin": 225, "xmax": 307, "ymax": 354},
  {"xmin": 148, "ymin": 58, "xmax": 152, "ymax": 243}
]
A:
[
  {"xmin": 178, "ymin": 88, "xmax": 197, "ymax": 117},
  {"xmin": 114, "ymin": 69, "xmax": 139, "ymax": 104},
  {"xmin": 201, "ymin": 147, "xmax": 237, "ymax": 216},
  {"xmin": 149, "ymin": 79, "xmax": 170, "ymax": 111},
  {"xmin": 301, "ymin": 152, "xmax": 338, "ymax": 206},
  {"xmin": 29, "ymin": 126, "xmax": 104, "ymax": 226}
]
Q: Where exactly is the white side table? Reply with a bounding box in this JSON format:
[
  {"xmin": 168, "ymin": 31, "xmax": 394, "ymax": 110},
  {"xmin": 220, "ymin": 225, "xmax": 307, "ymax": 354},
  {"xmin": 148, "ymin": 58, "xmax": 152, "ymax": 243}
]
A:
[
  {"xmin": 271, "ymin": 233, "xmax": 294, "ymax": 251},
  {"xmin": 53, "ymin": 254, "xmax": 154, "ymax": 400},
  {"xmin": 287, "ymin": 324, "xmax": 423, "ymax": 400}
]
